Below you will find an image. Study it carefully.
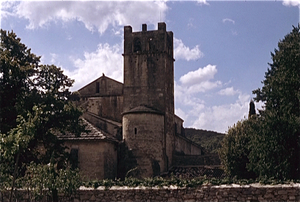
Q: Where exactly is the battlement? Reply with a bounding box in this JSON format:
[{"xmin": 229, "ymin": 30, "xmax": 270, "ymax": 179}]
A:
[
  {"xmin": 124, "ymin": 22, "xmax": 167, "ymax": 34},
  {"xmin": 123, "ymin": 22, "xmax": 173, "ymax": 59}
]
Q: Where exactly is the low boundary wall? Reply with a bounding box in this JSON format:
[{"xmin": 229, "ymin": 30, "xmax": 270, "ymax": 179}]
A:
[{"xmin": 1, "ymin": 184, "xmax": 300, "ymax": 202}]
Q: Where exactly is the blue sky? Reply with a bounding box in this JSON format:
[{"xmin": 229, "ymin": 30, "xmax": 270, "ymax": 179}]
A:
[{"xmin": 1, "ymin": 1, "xmax": 299, "ymax": 133}]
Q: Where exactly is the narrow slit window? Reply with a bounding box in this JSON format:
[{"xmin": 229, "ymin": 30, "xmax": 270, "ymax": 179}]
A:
[
  {"xmin": 70, "ymin": 148, "xmax": 78, "ymax": 170},
  {"xmin": 134, "ymin": 128, "xmax": 137, "ymax": 135},
  {"xmin": 96, "ymin": 82, "xmax": 100, "ymax": 93}
]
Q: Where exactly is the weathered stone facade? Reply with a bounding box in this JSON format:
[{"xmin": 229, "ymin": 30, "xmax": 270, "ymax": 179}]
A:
[
  {"xmin": 122, "ymin": 23, "xmax": 175, "ymax": 177},
  {"xmin": 58, "ymin": 119, "xmax": 118, "ymax": 180},
  {"xmin": 63, "ymin": 22, "xmax": 206, "ymax": 180}
]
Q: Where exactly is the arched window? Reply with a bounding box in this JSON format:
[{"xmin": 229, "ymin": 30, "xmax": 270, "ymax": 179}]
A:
[{"xmin": 133, "ymin": 37, "xmax": 141, "ymax": 52}]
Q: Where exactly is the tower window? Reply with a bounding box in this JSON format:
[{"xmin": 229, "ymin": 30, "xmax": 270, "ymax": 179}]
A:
[
  {"xmin": 133, "ymin": 38, "xmax": 141, "ymax": 52},
  {"xmin": 134, "ymin": 128, "xmax": 137, "ymax": 135},
  {"xmin": 70, "ymin": 148, "xmax": 78, "ymax": 170},
  {"xmin": 96, "ymin": 82, "xmax": 100, "ymax": 93},
  {"xmin": 148, "ymin": 37, "xmax": 155, "ymax": 51}
]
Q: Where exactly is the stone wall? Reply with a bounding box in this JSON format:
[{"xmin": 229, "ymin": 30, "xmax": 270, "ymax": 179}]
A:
[
  {"xmin": 83, "ymin": 112, "xmax": 122, "ymax": 140},
  {"xmin": 64, "ymin": 140, "xmax": 118, "ymax": 180},
  {"xmin": 86, "ymin": 96, "xmax": 123, "ymax": 122},
  {"xmin": 173, "ymin": 154, "xmax": 221, "ymax": 166},
  {"xmin": 174, "ymin": 135, "xmax": 203, "ymax": 156},
  {"xmin": 123, "ymin": 112, "xmax": 166, "ymax": 177},
  {"xmin": 78, "ymin": 75, "xmax": 123, "ymax": 98},
  {"xmin": 2, "ymin": 184, "xmax": 300, "ymax": 202}
]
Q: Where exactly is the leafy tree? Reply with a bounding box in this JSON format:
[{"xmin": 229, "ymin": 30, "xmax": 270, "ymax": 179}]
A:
[
  {"xmin": 250, "ymin": 25, "xmax": 300, "ymax": 180},
  {"xmin": 0, "ymin": 29, "xmax": 85, "ymax": 200},
  {"xmin": 22, "ymin": 162, "xmax": 81, "ymax": 201},
  {"xmin": 219, "ymin": 25, "xmax": 300, "ymax": 180},
  {"xmin": 247, "ymin": 111, "xmax": 299, "ymax": 180},
  {"xmin": 219, "ymin": 118, "xmax": 257, "ymax": 179},
  {"xmin": 253, "ymin": 25, "xmax": 300, "ymax": 116},
  {"xmin": 0, "ymin": 30, "xmax": 40, "ymax": 134}
]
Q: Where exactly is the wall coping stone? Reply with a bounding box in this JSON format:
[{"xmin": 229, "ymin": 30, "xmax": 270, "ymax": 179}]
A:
[
  {"xmin": 3, "ymin": 184, "xmax": 300, "ymax": 202},
  {"xmin": 78, "ymin": 183, "xmax": 300, "ymax": 190}
]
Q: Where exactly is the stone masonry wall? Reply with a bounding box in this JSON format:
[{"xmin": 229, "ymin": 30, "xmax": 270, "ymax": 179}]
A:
[
  {"xmin": 2, "ymin": 184, "xmax": 300, "ymax": 202},
  {"xmin": 174, "ymin": 135, "xmax": 203, "ymax": 156},
  {"xmin": 173, "ymin": 154, "xmax": 221, "ymax": 166},
  {"xmin": 63, "ymin": 140, "xmax": 118, "ymax": 180},
  {"xmin": 86, "ymin": 96, "xmax": 123, "ymax": 122}
]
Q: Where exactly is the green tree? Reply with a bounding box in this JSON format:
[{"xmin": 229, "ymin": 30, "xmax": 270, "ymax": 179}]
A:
[
  {"xmin": 253, "ymin": 25, "xmax": 300, "ymax": 116},
  {"xmin": 0, "ymin": 29, "xmax": 85, "ymax": 200},
  {"xmin": 219, "ymin": 118, "xmax": 257, "ymax": 179},
  {"xmin": 247, "ymin": 111, "xmax": 299, "ymax": 180},
  {"xmin": 250, "ymin": 25, "xmax": 300, "ymax": 180},
  {"xmin": 219, "ymin": 25, "xmax": 300, "ymax": 180},
  {"xmin": 0, "ymin": 30, "xmax": 40, "ymax": 134}
]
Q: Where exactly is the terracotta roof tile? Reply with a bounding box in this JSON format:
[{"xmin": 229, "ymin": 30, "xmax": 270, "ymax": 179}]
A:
[
  {"xmin": 123, "ymin": 105, "xmax": 163, "ymax": 115},
  {"xmin": 57, "ymin": 118, "xmax": 117, "ymax": 142}
]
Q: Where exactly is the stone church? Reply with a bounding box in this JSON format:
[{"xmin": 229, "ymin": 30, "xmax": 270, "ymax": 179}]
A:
[{"xmin": 59, "ymin": 22, "xmax": 204, "ymax": 180}]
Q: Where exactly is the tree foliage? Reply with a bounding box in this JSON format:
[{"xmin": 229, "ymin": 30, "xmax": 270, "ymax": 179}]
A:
[
  {"xmin": 0, "ymin": 30, "xmax": 40, "ymax": 134},
  {"xmin": 219, "ymin": 118, "xmax": 257, "ymax": 179},
  {"xmin": 0, "ymin": 29, "xmax": 85, "ymax": 199},
  {"xmin": 219, "ymin": 25, "xmax": 300, "ymax": 180}
]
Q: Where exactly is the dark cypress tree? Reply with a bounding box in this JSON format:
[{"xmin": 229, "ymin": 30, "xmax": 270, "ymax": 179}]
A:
[{"xmin": 248, "ymin": 100, "xmax": 256, "ymax": 118}]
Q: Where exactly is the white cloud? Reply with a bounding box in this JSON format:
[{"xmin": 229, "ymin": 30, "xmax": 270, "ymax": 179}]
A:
[
  {"xmin": 64, "ymin": 43, "xmax": 123, "ymax": 91},
  {"xmin": 175, "ymin": 66, "xmax": 252, "ymax": 133},
  {"xmin": 174, "ymin": 38, "xmax": 204, "ymax": 61},
  {"xmin": 175, "ymin": 81, "xmax": 205, "ymax": 112},
  {"xmin": 180, "ymin": 64, "xmax": 217, "ymax": 86},
  {"xmin": 283, "ymin": 0, "xmax": 300, "ymax": 7},
  {"xmin": 218, "ymin": 87, "xmax": 239, "ymax": 96},
  {"xmin": 11, "ymin": 1, "xmax": 168, "ymax": 34},
  {"xmin": 186, "ymin": 80, "xmax": 222, "ymax": 94},
  {"xmin": 190, "ymin": 92, "xmax": 251, "ymax": 133},
  {"xmin": 197, "ymin": 0, "xmax": 209, "ymax": 5},
  {"xmin": 222, "ymin": 18, "xmax": 235, "ymax": 24},
  {"xmin": 177, "ymin": 83, "xmax": 254, "ymax": 132},
  {"xmin": 0, "ymin": 1, "xmax": 17, "ymax": 18},
  {"xmin": 177, "ymin": 65, "xmax": 222, "ymax": 94}
]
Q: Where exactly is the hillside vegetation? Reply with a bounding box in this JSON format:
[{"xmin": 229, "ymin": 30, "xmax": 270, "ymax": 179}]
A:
[{"xmin": 185, "ymin": 128, "xmax": 225, "ymax": 154}]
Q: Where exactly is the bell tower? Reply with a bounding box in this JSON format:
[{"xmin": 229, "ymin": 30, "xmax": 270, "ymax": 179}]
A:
[{"xmin": 122, "ymin": 22, "xmax": 175, "ymax": 177}]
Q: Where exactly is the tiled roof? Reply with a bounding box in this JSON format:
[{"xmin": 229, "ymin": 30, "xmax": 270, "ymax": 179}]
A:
[
  {"xmin": 123, "ymin": 105, "xmax": 164, "ymax": 115},
  {"xmin": 57, "ymin": 118, "xmax": 118, "ymax": 142}
]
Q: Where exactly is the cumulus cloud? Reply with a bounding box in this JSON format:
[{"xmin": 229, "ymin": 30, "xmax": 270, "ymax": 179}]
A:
[
  {"xmin": 176, "ymin": 92, "xmax": 260, "ymax": 133},
  {"xmin": 174, "ymin": 38, "xmax": 204, "ymax": 61},
  {"xmin": 64, "ymin": 43, "xmax": 123, "ymax": 91},
  {"xmin": 178, "ymin": 64, "xmax": 221, "ymax": 93},
  {"xmin": 175, "ymin": 64, "xmax": 253, "ymax": 133},
  {"xmin": 191, "ymin": 94, "xmax": 250, "ymax": 133},
  {"xmin": 197, "ymin": 0, "xmax": 209, "ymax": 5},
  {"xmin": 180, "ymin": 64, "xmax": 217, "ymax": 85},
  {"xmin": 1, "ymin": 1, "xmax": 17, "ymax": 18},
  {"xmin": 218, "ymin": 87, "xmax": 239, "ymax": 96},
  {"xmin": 10, "ymin": 1, "xmax": 168, "ymax": 33}
]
